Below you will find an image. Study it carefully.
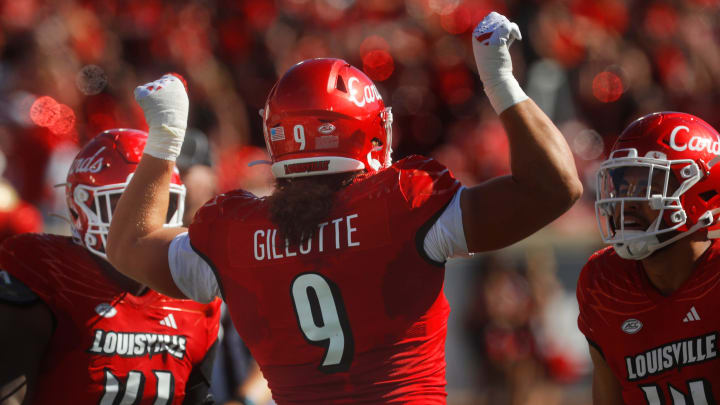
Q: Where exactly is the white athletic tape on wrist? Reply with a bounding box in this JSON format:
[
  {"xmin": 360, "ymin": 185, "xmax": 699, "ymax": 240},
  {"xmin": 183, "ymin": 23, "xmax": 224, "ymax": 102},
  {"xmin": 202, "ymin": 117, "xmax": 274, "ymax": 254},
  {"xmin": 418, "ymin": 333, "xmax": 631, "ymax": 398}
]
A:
[
  {"xmin": 483, "ymin": 77, "xmax": 528, "ymax": 114},
  {"xmin": 144, "ymin": 124, "xmax": 185, "ymax": 161},
  {"xmin": 134, "ymin": 74, "xmax": 188, "ymax": 161},
  {"xmin": 472, "ymin": 12, "xmax": 529, "ymax": 114}
]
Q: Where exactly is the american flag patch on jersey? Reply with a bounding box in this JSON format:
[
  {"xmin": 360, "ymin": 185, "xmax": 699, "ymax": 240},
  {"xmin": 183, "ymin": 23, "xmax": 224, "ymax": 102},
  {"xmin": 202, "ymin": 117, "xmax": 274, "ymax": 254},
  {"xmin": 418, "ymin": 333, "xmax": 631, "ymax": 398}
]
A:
[{"xmin": 270, "ymin": 126, "xmax": 285, "ymax": 141}]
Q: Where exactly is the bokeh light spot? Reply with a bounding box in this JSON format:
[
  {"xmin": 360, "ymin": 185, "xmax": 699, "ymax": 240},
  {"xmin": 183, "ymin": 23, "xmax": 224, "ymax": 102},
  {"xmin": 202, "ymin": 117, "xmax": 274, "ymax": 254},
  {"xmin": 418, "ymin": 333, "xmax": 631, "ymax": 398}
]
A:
[
  {"xmin": 571, "ymin": 129, "xmax": 605, "ymax": 160},
  {"xmin": 644, "ymin": 3, "xmax": 677, "ymax": 40},
  {"xmin": 363, "ymin": 50, "xmax": 394, "ymax": 82},
  {"xmin": 30, "ymin": 96, "xmax": 60, "ymax": 127},
  {"xmin": 439, "ymin": 68, "xmax": 472, "ymax": 104},
  {"xmin": 428, "ymin": 0, "xmax": 459, "ymax": 15},
  {"xmin": 440, "ymin": 5, "xmax": 471, "ymax": 34},
  {"xmin": 49, "ymin": 104, "xmax": 76, "ymax": 135},
  {"xmin": 76, "ymin": 65, "xmax": 108, "ymax": 95},
  {"xmin": 359, "ymin": 35, "xmax": 390, "ymax": 59},
  {"xmin": 592, "ymin": 71, "xmax": 623, "ymax": 103}
]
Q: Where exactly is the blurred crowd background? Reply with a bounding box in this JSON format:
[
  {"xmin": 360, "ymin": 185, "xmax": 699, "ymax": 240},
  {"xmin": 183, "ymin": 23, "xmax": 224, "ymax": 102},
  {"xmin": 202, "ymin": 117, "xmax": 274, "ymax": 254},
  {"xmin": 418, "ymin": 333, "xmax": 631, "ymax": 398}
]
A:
[{"xmin": 1, "ymin": 0, "xmax": 719, "ymax": 404}]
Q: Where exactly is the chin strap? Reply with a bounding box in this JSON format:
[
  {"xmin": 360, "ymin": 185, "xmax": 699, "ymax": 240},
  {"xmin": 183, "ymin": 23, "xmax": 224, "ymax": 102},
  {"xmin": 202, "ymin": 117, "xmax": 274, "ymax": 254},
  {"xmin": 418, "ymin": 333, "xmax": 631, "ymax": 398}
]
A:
[
  {"xmin": 613, "ymin": 230, "xmax": 658, "ymax": 260},
  {"xmin": 247, "ymin": 160, "xmax": 271, "ymax": 167},
  {"xmin": 614, "ymin": 210, "xmax": 716, "ymax": 259}
]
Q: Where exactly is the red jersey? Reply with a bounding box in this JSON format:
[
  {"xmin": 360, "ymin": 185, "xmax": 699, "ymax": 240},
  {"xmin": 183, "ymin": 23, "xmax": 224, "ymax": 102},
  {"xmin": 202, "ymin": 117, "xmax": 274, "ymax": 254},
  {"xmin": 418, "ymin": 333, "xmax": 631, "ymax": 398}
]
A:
[
  {"xmin": 0, "ymin": 233, "xmax": 221, "ymax": 405},
  {"xmin": 577, "ymin": 244, "xmax": 720, "ymax": 404},
  {"xmin": 189, "ymin": 156, "xmax": 461, "ymax": 404}
]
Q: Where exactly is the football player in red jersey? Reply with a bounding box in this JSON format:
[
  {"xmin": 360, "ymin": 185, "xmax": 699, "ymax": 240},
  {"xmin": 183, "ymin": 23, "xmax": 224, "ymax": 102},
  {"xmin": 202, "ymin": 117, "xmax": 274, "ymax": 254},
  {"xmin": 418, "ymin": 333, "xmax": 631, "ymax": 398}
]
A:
[
  {"xmin": 577, "ymin": 112, "xmax": 720, "ymax": 404},
  {"xmin": 0, "ymin": 129, "xmax": 222, "ymax": 405},
  {"xmin": 107, "ymin": 12, "xmax": 582, "ymax": 404}
]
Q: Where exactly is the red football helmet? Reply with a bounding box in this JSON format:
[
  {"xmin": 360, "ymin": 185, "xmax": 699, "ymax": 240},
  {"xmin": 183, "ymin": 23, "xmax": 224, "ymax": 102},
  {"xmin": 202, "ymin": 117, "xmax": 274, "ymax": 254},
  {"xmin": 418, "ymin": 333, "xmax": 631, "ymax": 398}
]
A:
[
  {"xmin": 262, "ymin": 58, "xmax": 393, "ymax": 178},
  {"xmin": 65, "ymin": 129, "xmax": 185, "ymax": 258},
  {"xmin": 596, "ymin": 112, "xmax": 720, "ymax": 259}
]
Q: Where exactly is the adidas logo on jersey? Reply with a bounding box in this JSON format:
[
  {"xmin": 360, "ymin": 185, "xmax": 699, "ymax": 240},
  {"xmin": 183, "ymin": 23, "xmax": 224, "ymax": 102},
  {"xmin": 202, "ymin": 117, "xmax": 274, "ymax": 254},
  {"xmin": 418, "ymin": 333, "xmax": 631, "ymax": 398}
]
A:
[
  {"xmin": 159, "ymin": 313, "xmax": 178, "ymax": 329},
  {"xmin": 683, "ymin": 306, "xmax": 701, "ymax": 323}
]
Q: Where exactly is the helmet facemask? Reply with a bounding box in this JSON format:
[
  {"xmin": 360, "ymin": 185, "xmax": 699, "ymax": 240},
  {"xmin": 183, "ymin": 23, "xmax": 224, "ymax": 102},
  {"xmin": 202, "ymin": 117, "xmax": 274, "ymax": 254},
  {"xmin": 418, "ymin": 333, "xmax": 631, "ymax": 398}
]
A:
[
  {"xmin": 68, "ymin": 173, "xmax": 186, "ymax": 259},
  {"xmin": 365, "ymin": 107, "xmax": 393, "ymax": 171},
  {"xmin": 595, "ymin": 148, "xmax": 711, "ymax": 260}
]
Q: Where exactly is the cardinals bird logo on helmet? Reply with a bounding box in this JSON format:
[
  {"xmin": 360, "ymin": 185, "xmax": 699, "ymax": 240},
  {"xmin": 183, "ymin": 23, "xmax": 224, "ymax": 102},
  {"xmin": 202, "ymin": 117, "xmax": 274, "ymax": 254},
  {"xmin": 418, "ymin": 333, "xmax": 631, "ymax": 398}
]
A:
[
  {"xmin": 65, "ymin": 129, "xmax": 185, "ymax": 258},
  {"xmin": 596, "ymin": 112, "xmax": 720, "ymax": 259}
]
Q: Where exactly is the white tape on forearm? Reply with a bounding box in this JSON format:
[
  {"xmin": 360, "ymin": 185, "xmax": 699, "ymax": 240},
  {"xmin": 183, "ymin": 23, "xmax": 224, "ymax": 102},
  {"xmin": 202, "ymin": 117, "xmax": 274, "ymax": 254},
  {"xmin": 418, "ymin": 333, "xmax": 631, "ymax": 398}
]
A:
[
  {"xmin": 144, "ymin": 124, "xmax": 185, "ymax": 161},
  {"xmin": 484, "ymin": 77, "xmax": 528, "ymax": 114}
]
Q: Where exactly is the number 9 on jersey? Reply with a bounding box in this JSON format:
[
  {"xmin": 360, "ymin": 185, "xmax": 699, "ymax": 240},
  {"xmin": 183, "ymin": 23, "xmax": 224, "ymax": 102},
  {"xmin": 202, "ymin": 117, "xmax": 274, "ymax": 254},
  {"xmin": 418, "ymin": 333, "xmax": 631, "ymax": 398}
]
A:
[{"xmin": 291, "ymin": 272, "xmax": 354, "ymax": 373}]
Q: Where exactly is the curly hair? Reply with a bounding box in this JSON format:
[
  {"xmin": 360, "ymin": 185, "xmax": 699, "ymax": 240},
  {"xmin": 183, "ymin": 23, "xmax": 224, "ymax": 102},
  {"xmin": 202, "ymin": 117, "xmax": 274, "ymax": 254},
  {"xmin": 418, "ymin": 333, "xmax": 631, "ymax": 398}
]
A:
[{"xmin": 267, "ymin": 172, "xmax": 361, "ymax": 246}]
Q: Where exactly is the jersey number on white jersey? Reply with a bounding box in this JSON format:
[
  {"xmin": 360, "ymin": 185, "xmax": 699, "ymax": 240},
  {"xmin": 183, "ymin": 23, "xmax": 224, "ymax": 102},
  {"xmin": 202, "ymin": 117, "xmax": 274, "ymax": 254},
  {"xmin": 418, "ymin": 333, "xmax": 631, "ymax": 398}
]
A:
[{"xmin": 291, "ymin": 272, "xmax": 354, "ymax": 373}]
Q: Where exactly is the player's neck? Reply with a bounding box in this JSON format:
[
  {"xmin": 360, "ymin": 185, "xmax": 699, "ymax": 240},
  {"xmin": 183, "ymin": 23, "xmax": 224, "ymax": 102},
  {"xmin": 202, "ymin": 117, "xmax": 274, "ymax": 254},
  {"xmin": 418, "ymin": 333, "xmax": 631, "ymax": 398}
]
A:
[{"xmin": 640, "ymin": 237, "xmax": 711, "ymax": 296}]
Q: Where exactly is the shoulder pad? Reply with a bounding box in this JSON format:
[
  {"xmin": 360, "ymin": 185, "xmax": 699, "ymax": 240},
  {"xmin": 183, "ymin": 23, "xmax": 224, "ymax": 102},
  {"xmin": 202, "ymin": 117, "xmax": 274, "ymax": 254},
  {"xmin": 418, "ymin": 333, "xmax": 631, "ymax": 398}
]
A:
[
  {"xmin": 0, "ymin": 233, "xmax": 73, "ymax": 264},
  {"xmin": 579, "ymin": 246, "xmax": 626, "ymax": 289},
  {"xmin": 587, "ymin": 246, "xmax": 619, "ymax": 265},
  {"xmin": 0, "ymin": 270, "xmax": 39, "ymax": 305},
  {"xmin": 192, "ymin": 190, "xmax": 264, "ymax": 224},
  {"xmin": 393, "ymin": 155, "xmax": 447, "ymax": 171},
  {"xmin": 395, "ymin": 156, "xmax": 459, "ymax": 209}
]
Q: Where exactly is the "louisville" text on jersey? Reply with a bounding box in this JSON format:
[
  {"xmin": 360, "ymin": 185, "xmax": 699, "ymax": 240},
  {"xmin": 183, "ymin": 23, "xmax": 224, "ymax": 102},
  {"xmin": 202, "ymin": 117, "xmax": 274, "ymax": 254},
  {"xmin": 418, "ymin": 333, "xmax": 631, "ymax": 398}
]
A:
[
  {"xmin": 88, "ymin": 329, "xmax": 188, "ymax": 359},
  {"xmin": 625, "ymin": 332, "xmax": 718, "ymax": 381}
]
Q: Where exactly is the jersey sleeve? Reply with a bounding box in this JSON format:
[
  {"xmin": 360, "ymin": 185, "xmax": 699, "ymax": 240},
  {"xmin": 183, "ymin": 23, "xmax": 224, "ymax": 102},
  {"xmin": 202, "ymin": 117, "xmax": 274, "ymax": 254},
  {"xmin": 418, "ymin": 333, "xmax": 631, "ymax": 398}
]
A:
[
  {"xmin": 188, "ymin": 196, "xmax": 221, "ymax": 259},
  {"xmin": 168, "ymin": 233, "xmax": 221, "ymax": 303},
  {"xmin": 576, "ymin": 259, "xmax": 601, "ymax": 351},
  {"xmin": 423, "ymin": 187, "xmax": 470, "ymax": 262},
  {"xmin": 0, "ymin": 235, "xmax": 56, "ymax": 303},
  {"xmin": 0, "ymin": 270, "xmax": 40, "ymax": 305},
  {"xmin": 392, "ymin": 156, "xmax": 463, "ymax": 265}
]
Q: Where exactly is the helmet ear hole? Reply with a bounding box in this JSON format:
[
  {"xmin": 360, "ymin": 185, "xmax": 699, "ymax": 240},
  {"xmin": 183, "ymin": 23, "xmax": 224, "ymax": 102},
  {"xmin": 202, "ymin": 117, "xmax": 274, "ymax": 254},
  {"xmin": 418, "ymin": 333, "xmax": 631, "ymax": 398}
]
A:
[
  {"xmin": 699, "ymin": 190, "xmax": 718, "ymax": 202},
  {"xmin": 336, "ymin": 76, "xmax": 347, "ymax": 93},
  {"xmin": 99, "ymin": 194, "xmax": 111, "ymax": 223},
  {"xmin": 167, "ymin": 193, "xmax": 179, "ymax": 222}
]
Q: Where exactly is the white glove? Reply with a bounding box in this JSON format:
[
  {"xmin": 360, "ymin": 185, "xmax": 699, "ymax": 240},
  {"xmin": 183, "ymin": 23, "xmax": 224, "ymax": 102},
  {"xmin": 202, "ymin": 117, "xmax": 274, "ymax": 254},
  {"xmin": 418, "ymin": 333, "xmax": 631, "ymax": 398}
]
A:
[
  {"xmin": 134, "ymin": 73, "xmax": 189, "ymax": 161},
  {"xmin": 472, "ymin": 12, "xmax": 528, "ymax": 114}
]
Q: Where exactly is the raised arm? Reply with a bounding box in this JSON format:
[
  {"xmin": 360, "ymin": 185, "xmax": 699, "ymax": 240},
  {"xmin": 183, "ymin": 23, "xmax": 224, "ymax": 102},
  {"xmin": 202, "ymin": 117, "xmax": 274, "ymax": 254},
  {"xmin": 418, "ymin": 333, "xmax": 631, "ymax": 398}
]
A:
[
  {"xmin": 106, "ymin": 74, "xmax": 190, "ymax": 298},
  {"xmin": 461, "ymin": 12, "xmax": 583, "ymax": 252}
]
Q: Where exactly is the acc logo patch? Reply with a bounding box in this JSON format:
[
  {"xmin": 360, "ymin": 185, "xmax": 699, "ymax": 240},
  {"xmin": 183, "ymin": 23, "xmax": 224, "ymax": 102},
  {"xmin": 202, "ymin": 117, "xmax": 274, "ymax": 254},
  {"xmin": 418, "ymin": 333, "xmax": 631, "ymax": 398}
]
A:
[
  {"xmin": 95, "ymin": 302, "xmax": 118, "ymax": 318},
  {"xmin": 621, "ymin": 318, "xmax": 643, "ymax": 334}
]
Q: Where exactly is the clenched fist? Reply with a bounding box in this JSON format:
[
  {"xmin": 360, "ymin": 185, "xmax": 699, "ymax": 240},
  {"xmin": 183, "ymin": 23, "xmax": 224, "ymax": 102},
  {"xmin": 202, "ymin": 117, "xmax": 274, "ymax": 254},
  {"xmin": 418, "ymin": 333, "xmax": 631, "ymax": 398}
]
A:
[
  {"xmin": 472, "ymin": 12, "xmax": 528, "ymax": 114},
  {"xmin": 134, "ymin": 73, "xmax": 189, "ymax": 161}
]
